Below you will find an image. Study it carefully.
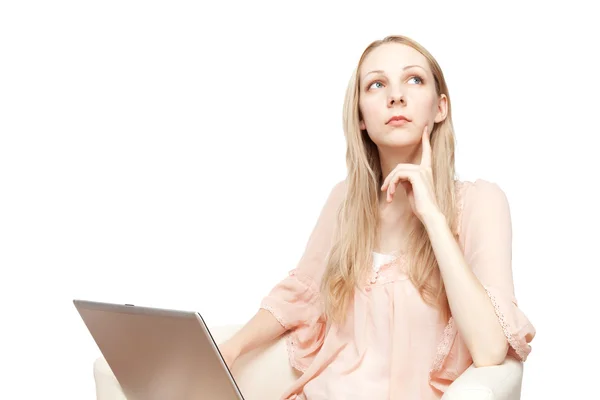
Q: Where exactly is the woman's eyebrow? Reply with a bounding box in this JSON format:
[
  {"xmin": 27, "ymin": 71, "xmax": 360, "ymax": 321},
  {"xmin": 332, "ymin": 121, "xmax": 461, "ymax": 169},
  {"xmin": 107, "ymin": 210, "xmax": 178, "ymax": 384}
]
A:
[{"xmin": 363, "ymin": 65, "xmax": 427, "ymax": 79}]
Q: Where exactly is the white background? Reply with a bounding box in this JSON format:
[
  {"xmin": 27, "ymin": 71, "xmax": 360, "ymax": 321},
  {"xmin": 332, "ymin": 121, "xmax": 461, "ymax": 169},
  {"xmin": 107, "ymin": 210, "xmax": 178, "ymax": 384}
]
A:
[{"xmin": 1, "ymin": 1, "xmax": 598, "ymax": 398}]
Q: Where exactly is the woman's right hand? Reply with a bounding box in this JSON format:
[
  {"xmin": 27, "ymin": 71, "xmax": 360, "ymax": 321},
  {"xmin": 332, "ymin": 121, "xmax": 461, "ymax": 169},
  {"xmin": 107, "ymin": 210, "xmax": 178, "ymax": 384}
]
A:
[{"xmin": 219, "ymin": 340, "xmax": 240, "ymax": 370}]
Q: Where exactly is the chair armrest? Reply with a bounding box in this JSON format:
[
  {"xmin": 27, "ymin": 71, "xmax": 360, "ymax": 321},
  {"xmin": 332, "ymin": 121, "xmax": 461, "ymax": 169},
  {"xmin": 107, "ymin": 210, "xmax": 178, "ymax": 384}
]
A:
[
  {"xmin": 93, "ymin": 357, "xmax": 127, "ymax": 400},
  {"xmin": 442, "ymin": 356, "xmax": 523, "ymax": 400}
]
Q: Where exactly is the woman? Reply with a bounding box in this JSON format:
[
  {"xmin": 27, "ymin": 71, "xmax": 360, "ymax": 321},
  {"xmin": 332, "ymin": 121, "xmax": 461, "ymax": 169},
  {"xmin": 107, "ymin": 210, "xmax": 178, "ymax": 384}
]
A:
[{"xmin": 219, "ymin": 35, "xmax": 536, "ymax": 400}]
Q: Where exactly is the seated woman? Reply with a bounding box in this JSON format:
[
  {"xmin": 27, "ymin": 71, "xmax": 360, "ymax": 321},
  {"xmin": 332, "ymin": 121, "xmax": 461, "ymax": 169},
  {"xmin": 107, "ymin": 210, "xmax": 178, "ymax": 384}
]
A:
[{"xmin": 219, "ymin": 34, "xmax": 536, "ymax": 400}]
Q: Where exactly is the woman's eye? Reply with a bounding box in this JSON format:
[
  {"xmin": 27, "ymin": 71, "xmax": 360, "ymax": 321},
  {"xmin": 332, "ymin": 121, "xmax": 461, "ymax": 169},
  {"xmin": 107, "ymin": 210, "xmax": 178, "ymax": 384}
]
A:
[
  {"xmin": 369, "ymin": 81, "xmax": 383, "ymax": 90},
  {"xmin": 408, "ymin": 76, "xmax": 423, "ymax": 84}
]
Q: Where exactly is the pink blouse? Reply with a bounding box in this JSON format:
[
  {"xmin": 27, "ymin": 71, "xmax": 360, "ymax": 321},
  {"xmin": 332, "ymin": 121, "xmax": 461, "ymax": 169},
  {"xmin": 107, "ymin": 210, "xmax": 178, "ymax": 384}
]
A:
[{"xmin": 260, "ymin": 179, "xmax": 536, "ymax": 400}]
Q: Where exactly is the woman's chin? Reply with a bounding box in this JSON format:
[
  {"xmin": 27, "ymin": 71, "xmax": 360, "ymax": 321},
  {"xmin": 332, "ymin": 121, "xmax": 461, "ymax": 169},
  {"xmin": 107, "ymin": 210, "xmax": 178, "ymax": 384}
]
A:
[{"xmin": 377, "ymin": 132, "xmax": 421, "ymax": 148}]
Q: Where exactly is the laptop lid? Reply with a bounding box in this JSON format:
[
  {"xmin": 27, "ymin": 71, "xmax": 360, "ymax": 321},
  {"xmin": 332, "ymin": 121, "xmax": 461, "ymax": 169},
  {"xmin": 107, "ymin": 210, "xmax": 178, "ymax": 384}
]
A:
[{"xmin": 73, "ymin": 299, "xmax": 244, "ymax": 400}]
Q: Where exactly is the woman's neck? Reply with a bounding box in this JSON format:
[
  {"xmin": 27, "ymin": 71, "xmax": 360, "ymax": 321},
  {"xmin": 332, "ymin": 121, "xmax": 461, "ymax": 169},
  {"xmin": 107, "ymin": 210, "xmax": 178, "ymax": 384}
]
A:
[{"xmin": 378, "ymin": 143, "xmax": 422, "ymax": 180}]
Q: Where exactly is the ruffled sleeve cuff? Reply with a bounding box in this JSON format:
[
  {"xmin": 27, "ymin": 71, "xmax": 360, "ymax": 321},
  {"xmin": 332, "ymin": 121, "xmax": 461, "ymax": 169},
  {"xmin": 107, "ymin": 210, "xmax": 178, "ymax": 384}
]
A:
[
  {"xmin": 483, "ymin": 285, "xmax": 536, "ymax": 361},
  {"xmin": 260, "ymin": 269, "xmax": 327, "ymax": 372}
]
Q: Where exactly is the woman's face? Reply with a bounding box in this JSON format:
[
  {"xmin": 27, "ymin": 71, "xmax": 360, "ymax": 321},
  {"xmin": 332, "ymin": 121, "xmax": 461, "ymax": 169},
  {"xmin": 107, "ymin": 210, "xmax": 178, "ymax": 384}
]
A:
[{"xmin": 358, "ymin": 43, "xmax": 447, "ymax": 148}]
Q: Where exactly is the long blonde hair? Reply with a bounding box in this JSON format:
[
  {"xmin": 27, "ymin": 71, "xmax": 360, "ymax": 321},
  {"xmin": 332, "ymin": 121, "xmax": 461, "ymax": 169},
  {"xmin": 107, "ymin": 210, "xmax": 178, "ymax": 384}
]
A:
[{"xmin": 321, "ymin": 35, "xmax": 459, "ymax": 325}]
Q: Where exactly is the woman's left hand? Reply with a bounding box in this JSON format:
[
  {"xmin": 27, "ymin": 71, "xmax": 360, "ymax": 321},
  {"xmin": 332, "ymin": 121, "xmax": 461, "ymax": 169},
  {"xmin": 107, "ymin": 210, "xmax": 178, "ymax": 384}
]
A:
[{"xmin": 380, "ymin": 125, "xmax": 441, "ymax": 224}]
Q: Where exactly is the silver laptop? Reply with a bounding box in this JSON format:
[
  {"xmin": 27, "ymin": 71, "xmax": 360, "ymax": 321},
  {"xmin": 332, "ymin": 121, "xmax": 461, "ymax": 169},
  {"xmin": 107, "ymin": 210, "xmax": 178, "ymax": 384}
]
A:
[{"xmin": 73, "ymin": 299, "xmax": 245, "ymax": 400}]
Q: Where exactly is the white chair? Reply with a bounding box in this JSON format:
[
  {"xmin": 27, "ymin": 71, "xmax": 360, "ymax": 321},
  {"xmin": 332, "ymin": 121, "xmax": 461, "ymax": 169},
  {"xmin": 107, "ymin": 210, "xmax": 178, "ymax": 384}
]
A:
[{"xmin": 93, "ymin": 324, "xmax": 524, "ymax": 400}]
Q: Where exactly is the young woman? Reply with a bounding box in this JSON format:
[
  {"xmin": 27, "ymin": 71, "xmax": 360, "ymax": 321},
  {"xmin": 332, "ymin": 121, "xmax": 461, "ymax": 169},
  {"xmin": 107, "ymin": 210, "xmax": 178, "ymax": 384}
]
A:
[{"xmin": 219, "ymin": 35, "xmax": 536, "ymax": 400}]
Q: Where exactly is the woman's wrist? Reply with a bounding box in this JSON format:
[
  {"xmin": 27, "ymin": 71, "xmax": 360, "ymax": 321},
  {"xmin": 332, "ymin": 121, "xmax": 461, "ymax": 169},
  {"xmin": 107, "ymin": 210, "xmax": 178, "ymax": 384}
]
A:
[{"xmin": 225, "ymin": 335, "xmax": 243, "ymax": 358}]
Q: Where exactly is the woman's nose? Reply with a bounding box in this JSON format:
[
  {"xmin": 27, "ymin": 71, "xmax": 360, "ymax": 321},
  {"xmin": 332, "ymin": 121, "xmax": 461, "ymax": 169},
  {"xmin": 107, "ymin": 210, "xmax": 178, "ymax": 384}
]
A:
[{"xmin": 388, "ymin": 92, "xmax": 406, "ymax": 107}]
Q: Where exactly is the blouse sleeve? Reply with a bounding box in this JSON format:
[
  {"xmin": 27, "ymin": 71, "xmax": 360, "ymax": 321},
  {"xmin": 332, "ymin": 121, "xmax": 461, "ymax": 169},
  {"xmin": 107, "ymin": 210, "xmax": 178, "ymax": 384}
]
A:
[
  {"xmin": 259, "ymin": 180, "xmax": 346, "ymax": 372},
  {"xmin": 430, "ymin": 180, "xmax": 536, "ymax": 391},
  {"xmin": 460, "ymin": 179, "xmax": 536, "ymax": 361}
]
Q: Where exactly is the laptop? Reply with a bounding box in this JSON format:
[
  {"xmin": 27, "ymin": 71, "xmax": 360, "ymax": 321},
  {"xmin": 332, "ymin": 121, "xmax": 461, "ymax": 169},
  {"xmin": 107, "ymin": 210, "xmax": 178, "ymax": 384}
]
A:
[{"xmin": 73, "ymin": 299, "xmax": 245, "ymax": 400}]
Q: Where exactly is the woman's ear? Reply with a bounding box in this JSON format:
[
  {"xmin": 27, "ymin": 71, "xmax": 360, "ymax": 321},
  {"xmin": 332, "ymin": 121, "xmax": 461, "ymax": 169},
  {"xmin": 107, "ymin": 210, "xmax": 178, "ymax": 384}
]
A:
[
  {"xmin": 434, "ymin": 94, "xmax": 448, "ymax": 123},
  {"xmin": 360, "ymin": 120, "xmax": 366, "ymax": 130}
]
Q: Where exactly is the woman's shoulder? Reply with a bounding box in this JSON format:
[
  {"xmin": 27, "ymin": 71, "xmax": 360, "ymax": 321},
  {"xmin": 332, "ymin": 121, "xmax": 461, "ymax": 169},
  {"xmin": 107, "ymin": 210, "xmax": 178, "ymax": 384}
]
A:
[
  {"xmin": 454, "ymin": 178, "xmax": 511, "ymax": 223},
  {"xmin": 455, "ymin": 178, "xmax": 508, "ymax": 201},
  {"xmin": 325, "ymin": 179, "xmax": 347, "ymax": 206}
]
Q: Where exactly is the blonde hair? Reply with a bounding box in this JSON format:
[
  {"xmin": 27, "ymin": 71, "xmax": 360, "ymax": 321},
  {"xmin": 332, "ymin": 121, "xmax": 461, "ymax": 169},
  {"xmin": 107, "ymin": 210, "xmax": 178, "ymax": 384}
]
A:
[{"xmin": 321, "ymin": 35, "xmax": 459, "ymax": 325}]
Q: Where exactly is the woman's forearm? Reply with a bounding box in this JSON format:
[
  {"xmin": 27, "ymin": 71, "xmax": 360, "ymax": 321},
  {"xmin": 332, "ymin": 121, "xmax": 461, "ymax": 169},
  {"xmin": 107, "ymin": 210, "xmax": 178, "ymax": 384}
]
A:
[
  {"xmin": 223, "ymin": 308, "xmax": 287, "ymax": 359},
  {"xmin": 423, "ymin": 211, "xmax": 509, "ymax": 367}
]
